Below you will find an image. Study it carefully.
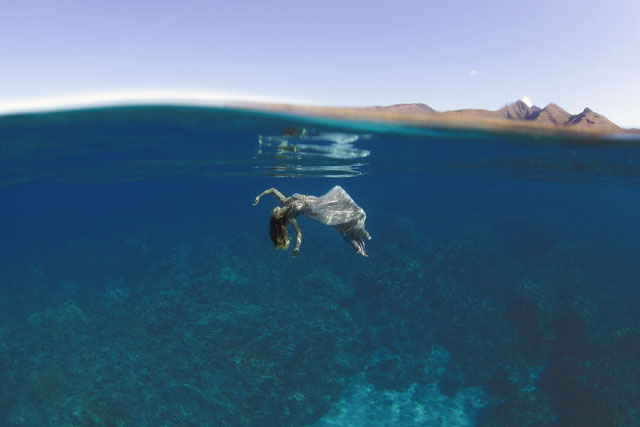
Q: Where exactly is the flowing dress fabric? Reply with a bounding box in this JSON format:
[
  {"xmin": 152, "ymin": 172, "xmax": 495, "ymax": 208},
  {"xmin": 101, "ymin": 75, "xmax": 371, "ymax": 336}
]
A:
[{"xmin": 292, "ymin": 186, "xmax": 370, "ymax": 255}]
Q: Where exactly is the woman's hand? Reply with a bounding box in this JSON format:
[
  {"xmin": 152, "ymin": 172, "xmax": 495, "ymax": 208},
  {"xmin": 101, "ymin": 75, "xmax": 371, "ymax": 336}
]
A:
[{"xmin": 253, "ymin": 188, "xmax": 287, "ymax": 205}]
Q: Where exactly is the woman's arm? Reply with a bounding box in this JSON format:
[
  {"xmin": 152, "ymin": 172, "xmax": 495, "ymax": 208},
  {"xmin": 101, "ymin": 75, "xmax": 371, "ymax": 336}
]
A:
[
  {"xmin": 289, "ymin": 218, "xmax": 303, "ymax": 257},
  {"xmin": 253, "ymin": 188, "xmax": 287, "ymax": 205}
]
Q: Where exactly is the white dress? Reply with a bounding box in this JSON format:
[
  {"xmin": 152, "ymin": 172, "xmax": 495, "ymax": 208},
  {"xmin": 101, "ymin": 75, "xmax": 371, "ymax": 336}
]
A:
[{"xmin": 288, "ymin": 186, "xmax": 370, "ymax": 256}]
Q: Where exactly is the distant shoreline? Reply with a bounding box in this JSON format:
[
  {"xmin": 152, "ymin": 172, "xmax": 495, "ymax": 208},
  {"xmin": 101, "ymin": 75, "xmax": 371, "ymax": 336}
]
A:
[
  {"xmin": 1, "ymin": 92, "xmax": 637, "ymax": 136},
  {"xmin": 237, "ymin": 101, "xmax": 639, "ymax": 137}
]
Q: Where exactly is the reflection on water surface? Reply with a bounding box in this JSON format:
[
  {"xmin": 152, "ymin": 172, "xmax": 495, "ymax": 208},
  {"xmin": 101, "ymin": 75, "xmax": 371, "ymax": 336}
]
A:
[{"xmin": 254, "ymin": 128, "xmax": 371, "ymax": 177}]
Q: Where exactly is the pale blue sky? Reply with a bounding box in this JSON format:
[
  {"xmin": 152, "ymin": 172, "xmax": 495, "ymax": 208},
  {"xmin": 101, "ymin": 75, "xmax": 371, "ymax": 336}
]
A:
[{"xmin": 1, "ymin": 0, "xmax": 639, "ymax": 126}]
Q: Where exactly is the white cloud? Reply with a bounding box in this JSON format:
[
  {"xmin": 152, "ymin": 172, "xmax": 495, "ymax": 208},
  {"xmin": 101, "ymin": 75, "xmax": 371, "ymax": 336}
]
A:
[
  {"xmin": 469, "ymin": 70, "xmax": 478, "ymax": 77},
  {"xmin": 520, "ymin": 96, "xmax": 533, "ymax": 107}
]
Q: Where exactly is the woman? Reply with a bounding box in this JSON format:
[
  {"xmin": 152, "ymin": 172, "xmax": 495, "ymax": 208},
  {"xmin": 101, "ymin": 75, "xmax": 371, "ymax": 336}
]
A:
[{"xmin": 253, "ymin": 186, "xmax": 371, "ymax": 257}]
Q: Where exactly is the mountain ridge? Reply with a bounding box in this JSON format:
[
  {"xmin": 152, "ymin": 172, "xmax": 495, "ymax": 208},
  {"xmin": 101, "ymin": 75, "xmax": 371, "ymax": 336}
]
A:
[
  {"xmin": 251, "ymin": 100, "xmax": 627, "ymax": 135},
  {"xmin": 377, "ymin": 101, "xmax": 621, "ymax": 132}
]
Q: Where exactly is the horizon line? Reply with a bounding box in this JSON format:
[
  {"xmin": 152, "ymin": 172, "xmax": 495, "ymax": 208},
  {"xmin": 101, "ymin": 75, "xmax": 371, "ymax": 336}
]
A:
[
  {"xmin": 0, "ymin": 90, "xmax": 305, "ymax": 117},
  {"xmin": 1, "ymin": 90, "xmax": 636, "ymax": 129}
]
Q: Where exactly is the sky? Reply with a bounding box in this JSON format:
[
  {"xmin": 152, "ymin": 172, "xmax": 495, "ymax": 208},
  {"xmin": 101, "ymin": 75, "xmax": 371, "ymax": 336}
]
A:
[{"xmin": 1, "ymin": 0, "xmax": 639, "ymax": 127}]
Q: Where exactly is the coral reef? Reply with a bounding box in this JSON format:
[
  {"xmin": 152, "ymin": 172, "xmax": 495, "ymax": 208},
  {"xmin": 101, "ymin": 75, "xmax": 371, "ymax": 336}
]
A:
[
  {"xmin": 543, "ymin": 328, "xmax": 640, "ymax": 425},
  {"xmin": 478, "ymin": 389, "xmax": 555, "ymax": 426},
  {"xmin": 0, "ymin": 209, "xmax": 635, "ymax": 425}
]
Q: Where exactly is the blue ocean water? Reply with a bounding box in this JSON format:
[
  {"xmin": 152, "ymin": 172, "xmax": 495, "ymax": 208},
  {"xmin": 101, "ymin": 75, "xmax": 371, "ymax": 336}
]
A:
[{"xmin": 1, "ymin": 106, "xmax": 639, "ymax": 425}]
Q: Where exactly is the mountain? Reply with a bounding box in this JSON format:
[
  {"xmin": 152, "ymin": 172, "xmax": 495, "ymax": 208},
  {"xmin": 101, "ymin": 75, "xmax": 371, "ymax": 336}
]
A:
[
  {"xmin": 249, "ymin": 100, "xmax": 627, "ymax": 135},
  {"xmin": 368, "ymin": 100, "xmax": 621, "ymax": 132},
  {"xmin": 467, "ymin": 101, "xmax": 621, "ymax": 133},
  {"xmin": 366, "ymin": 103, "xmax": 436, "ymax": 114},
  {"xmin": 498, "ymin": 100, "xmax": 536, "ymax": 120},
  {"xmin": 532, "ymin": 103, "xmax": 571, "ymax": 125},
  {"xmin": 564, "ymin": 107, "xmax": 621, "ymax": 132}
]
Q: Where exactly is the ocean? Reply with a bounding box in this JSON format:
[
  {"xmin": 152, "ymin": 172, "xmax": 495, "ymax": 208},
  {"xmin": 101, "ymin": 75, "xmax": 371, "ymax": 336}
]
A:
[{"xmin": 1, "ymin": 106, "xmax": 639, "ymax": 425}]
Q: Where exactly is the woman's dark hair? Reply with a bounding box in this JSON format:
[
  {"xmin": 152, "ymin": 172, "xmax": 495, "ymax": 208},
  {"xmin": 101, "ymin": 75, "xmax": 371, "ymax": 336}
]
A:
[{"xmin": 269, "ymin": 212, "xmax": 289, "ymax": 250}]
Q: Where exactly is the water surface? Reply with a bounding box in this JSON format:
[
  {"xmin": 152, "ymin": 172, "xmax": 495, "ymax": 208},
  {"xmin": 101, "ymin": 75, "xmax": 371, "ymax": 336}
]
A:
[{"xmin": 1, "ymin": 106, "xmax": 639, "ymax": 425}]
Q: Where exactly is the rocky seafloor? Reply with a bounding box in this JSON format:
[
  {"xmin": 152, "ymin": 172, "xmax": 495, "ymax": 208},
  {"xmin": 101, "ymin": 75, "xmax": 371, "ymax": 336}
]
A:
[{"xmin": 1, "ymin": 212, "xmax": 639, "ymax": 426}]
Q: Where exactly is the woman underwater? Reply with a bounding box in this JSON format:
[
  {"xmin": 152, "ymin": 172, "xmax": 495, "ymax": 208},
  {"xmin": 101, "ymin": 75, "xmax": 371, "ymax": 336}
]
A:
[{"xmin": 253, "ymin": 186, "xmax": 371, "ymax": 257}]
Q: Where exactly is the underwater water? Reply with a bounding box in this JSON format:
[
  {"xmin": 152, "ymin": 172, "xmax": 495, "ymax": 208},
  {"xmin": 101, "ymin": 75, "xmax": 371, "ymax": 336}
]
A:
[{"xmin": 1, "ymin": 106, "xmax": 640, "ymax": 426}]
